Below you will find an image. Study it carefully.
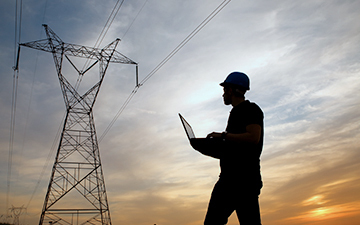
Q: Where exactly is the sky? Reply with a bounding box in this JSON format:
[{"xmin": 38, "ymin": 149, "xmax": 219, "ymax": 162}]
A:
[{"xmin": 1, "ymin": 0, "xmax": 360, "ymax": 224}]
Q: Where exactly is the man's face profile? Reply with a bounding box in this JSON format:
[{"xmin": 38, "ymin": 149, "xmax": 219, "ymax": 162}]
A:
[{"xmin": 222, "ymin": 87, "xmax": 232, "ymax": 105}]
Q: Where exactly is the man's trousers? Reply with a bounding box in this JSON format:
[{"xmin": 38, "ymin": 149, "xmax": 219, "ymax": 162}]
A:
[{"xmin": 204, "ymin": 178, "xmax": 262, "ymax": 225}]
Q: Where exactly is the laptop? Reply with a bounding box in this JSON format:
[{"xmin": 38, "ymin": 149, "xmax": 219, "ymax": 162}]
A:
[
  {"xmin": 179, "ymin": 113, "xmax": 196, "ymax": 140},
  {"xmin": 179, "ymin": 113, "xmax": 224, "ymax": 158}
]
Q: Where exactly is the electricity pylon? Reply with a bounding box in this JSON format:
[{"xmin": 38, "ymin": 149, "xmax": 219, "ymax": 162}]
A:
[
  {"xmin": 20, "ymin": 24, "xmax": 137, "ymax": 225},
  {"xmin": 9, "ymin": 205, "xmax": 26, "ymax": 225}
]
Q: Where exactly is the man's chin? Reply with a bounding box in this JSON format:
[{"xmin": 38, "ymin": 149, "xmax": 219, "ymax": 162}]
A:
[{"xmin": 223, "ymin": 100, "xmax": 231, "ymax": 105}]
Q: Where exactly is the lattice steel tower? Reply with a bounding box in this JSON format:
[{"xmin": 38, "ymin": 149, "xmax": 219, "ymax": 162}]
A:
[{"xmin": 20, "ymin": 25, "xmax": 137, "ymax": 225}]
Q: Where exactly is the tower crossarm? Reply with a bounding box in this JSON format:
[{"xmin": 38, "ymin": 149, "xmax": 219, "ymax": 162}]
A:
[
  {"xmin": 64, "ymin": 43, "xmax": 137, "ymax": 64},
  {"xmin": 20, "ymin": 39, "xmax": 53, "ymax": 53},
  {"xmin": 20, "ymin": 41, "xmax": 136, "ymax": 65}
]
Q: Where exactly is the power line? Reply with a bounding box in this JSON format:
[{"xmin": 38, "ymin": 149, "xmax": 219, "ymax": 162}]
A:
[
  {"xmin": 7, "ymin": 69, "xmax": 18, "ymax": 220},
  {"xmin": 99, "ymin": 0, "xmax": 232, "ymax": 142},
  {"xmin": 26, "ymin": 113, "xmax": 65, "ymax": 209},
  {"xmin": 140, "ymin": 0, "xmax": 231, "ymax": 86},
  {"xmin": 78, "ymin": 0, "xmax": 126, "ymax": 89},
  {"xmin": 8, "ymin": 0, "xmax": 23, "ymax": 219},
  {"xmin": 99, "ymin": 87, "xmax": 139, "ymax": 143},
  {"xmin": 121, "ymin": 0, "xmax": 149, "ymax": 39},
  {"xmin": 12, "ymin": 0, "xmax": 51, "ymax": 211}
]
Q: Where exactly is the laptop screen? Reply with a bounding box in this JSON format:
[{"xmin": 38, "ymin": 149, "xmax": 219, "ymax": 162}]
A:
[{"xmin": 179, "ymin": 114, "xmax": 195, "ymax": 140}]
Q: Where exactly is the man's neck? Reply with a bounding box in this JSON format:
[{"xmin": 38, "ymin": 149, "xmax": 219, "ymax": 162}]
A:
[{"xmin": 231, "ymin": 97, "xmax": 245, "ymax": 107}]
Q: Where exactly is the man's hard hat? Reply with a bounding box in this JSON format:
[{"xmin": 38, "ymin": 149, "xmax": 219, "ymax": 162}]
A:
[{"xmin": 220, "ymin": 72, "xmax": 250, "ymax": 90}]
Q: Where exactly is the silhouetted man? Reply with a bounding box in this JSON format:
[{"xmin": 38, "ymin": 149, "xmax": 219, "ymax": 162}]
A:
[{"xmin": 191, "ymin": 72, "xmax": 263, "ymax": 225}]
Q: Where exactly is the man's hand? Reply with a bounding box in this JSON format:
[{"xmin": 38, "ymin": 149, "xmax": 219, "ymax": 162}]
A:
[
  {"xmin": 206, "ymin": 124, "xmax": 261, "ymax": 144},
  {"xmin": 206, "ymin": 132, "xmax": 222, "ymax": 139}
]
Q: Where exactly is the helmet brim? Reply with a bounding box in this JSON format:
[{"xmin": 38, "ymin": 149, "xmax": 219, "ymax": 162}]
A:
[{"xmin": 219, "ymin": 82, "xmax": 249, "ymax": 90}]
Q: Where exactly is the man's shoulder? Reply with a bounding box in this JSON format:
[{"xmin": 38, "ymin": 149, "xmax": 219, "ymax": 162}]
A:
[
  {"xmin": 248, "ymin": 101, "xmax": 263, "ymax": 113},
  {"xmin": 233, "ymin": 100, "xmax": 262, "ymax": 112},
  {"xmin": 231, "ymin": 100, "xmax": 264, "ymax": 121}
]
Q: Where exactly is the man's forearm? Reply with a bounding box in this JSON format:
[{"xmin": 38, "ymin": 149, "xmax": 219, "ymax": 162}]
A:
[{"xmin": 207, "ymin": 124, "xmax": 261, "ymax": 144}]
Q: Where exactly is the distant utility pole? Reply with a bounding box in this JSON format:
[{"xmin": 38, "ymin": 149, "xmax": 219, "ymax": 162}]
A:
[
  {"xmin": 19, "ymin": 24, "xmax": 137, "ymax": 225},
  {"xmin": 9, "ymin": 205, "xmax": 26, "ymax": 225}
]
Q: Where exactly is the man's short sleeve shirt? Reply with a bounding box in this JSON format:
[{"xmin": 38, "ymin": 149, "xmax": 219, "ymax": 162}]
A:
[{"xmin": 220, "ymin": 100, "xmax": 264, "ymax": 189}]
